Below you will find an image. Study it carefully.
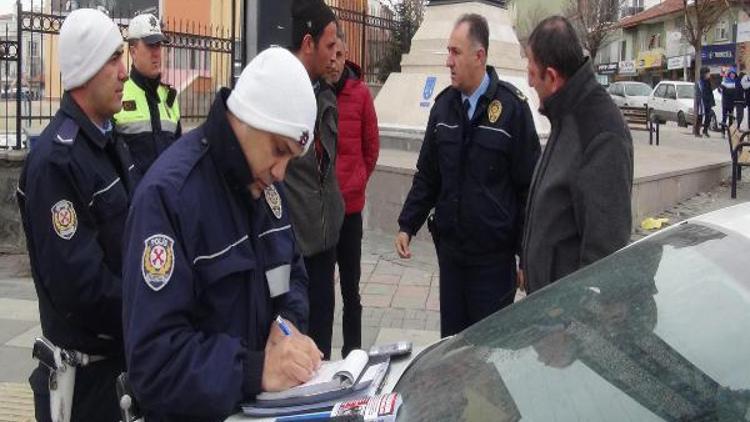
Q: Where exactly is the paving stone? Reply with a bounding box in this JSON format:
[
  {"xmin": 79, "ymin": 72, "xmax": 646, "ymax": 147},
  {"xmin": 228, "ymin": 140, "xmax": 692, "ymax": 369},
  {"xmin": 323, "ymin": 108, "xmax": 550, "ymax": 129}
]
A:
[
  {"xmin": 0, "ymin": 347, "xmax": 35, "ymax": 384},
  {"xmin": 380, "ymin": 316, "xmax": 404, "ymax": 328},
  {"xmin": 383, "ymin": 308, "xmax": 405, "ymax": 319},
  {"xmin": 373, "ymin": 260, "xmax": 405, "ymax": 276},
  {"xmin": 403, "ymin": 309, "xmax": 427, "ymax": 321},
  {"xmin": 425, "ymin": 286, "xmax": 440, "ymax": 311},
  {"xmin": 0, "ymin": 320, "xmax": 37, "ymax": 347},
  {"xmin": 0, "ymin": 299, "xmax": 38, "ymax": 323},
  {"xmin": 363, "ymin": 283, "xmax": 397, "ymax": 296},
  {"xmin": 363, "ymin": 308, "xmax": 385, "ymax": 319},
  {"xmin": 402, "ymin": 318, "xmax": 426, "ymax": 330},
  {"xmin": 360, "ymin": 263, "xmax": 375, "ymax": 276},
  {"xmin": 425, "ymin": 317, "xmax": 441, "ymax": 332},
  {"xmin": 400, "ymin": 268, "xmax": 431, "ymax": 286},
  {"xmin": 391, "ymin": 285, "xmax": 428, "ymax": 309},
  {"xmin": 367, "ymin": 273, "xmax": 401, "ymax": 285},
  {"xmin": 0, "ymin": 382, "xmax": 34, "ymax": 422},
  {"xmin": 361, "ymin": 294, "xmax": 391, "ymax": 308}
]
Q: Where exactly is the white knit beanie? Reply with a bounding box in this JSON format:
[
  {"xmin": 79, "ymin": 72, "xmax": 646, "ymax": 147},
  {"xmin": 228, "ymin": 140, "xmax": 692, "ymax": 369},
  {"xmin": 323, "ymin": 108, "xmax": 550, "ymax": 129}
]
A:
[
  {"xmin": 227, "ymin": 47, "xmax": 317, "ymax": 156},
  {"xmin": 59, "ymin": 9, "xmax": 123, "ymax": 91}
]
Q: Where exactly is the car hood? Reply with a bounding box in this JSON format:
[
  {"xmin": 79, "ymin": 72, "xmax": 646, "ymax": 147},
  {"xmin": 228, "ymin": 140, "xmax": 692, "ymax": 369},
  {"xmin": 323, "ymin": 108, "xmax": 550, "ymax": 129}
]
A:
[{"xmin": 394, "ymin": 207, "xmax": 750, "ymax": 421}]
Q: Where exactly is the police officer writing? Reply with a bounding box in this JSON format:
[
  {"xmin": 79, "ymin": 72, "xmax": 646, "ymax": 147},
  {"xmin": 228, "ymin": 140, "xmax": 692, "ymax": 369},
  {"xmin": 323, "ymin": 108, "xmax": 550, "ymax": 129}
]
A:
[
  {"xmin": 114, "ymin": 13, "xmax": 181, "ymax": 179},
  {"xmin": 122, "ymin": 48, "xmax": 322, "ymax": 420},
  {"xmin": 16, "ymin": 9, "xmax": 133, "ymax": 421},
  {"xmin": 395, "ymin": 14, "xmax": 541, "ymax": 337}
]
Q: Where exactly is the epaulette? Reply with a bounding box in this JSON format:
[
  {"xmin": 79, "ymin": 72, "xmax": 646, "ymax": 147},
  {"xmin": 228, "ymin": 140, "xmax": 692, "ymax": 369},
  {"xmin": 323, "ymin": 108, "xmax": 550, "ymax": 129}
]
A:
[
  {"xmin": 53, "ymin": 117, "xmax": 79, "ymax": 146},
  {"xmin": 497, "ymin": 80, "xmax": 528, "ymax": 103}
]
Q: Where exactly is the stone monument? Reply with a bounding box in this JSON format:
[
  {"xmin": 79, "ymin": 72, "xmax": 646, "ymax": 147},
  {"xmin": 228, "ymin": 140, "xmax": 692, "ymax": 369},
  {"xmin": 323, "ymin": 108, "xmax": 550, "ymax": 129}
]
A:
[{"xmin": 374, "ymin": 0, "xmax": 550, "ymax": 137}]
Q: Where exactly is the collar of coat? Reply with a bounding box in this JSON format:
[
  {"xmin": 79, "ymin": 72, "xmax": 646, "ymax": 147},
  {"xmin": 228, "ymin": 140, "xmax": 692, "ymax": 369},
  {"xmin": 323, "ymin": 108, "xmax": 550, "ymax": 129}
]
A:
[
  {"xmin": 129, "ymin": 65, "xmax": 163, "ymax": 102},
  {"xmin": 59, "ymin": 92, "xmax": 113, "ymax": 150},
  {"xmin": 205, "ymin": 87, "xmax": 254, "ymax": 191},
  {"xmin": 541, "ymin": 57, "xmax": 598, "ymax": 119},
  {"xmin": 445, "ymin": 66, "xmax": 501, "ymax": 111}
]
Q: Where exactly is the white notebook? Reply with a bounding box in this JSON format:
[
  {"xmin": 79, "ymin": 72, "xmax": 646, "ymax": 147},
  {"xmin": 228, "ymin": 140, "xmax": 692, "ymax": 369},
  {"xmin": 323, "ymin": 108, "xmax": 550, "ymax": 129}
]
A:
[{"xmin": 256, "ymin": 349, "xmax": 370, "ymax": 402}]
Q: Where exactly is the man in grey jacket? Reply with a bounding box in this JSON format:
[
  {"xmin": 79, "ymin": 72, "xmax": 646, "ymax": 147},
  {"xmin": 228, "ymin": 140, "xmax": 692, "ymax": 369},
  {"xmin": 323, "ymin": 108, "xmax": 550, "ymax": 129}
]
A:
[
  {"xmin": 287, "ymin": 0, "xmax": 344, "ymax": 359},
  {"xmin": 520, "ymin": 16, "xmax": 633, "ymax": 294}
]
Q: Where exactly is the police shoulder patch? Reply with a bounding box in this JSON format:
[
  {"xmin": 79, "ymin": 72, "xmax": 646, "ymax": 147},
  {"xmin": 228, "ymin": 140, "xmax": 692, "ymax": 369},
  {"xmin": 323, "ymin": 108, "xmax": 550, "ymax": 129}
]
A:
[
  {"xmin": 264, "ymin": 185, "xmax": 283, "ymax": 219},
  {"xmin": 51, "ymin": 199, "xmax": 77, "ymax": 240},
  {"xmin": 142, "ymin": 234, "xmax": 175, "ymax": 291}
]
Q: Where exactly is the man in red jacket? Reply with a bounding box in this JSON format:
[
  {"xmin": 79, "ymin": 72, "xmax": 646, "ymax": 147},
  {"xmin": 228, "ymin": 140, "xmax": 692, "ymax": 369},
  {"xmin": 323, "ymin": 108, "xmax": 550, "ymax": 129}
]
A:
[{"xmin": 325, "ymin": 30, "xmax": 379, "ymax": 357}]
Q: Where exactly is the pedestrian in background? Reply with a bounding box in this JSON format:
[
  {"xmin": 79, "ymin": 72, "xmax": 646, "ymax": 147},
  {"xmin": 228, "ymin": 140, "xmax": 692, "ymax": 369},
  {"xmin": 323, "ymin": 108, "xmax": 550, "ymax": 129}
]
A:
[
  {"xmin": 735, "ymin": 71, "xmax": 746, "ymax": 128},
  {"xmin": 286, "ymin": 0, "xmax": 344, "ymax": 359},
  {"xmin": 396, "ymin": 14, "xmax": 540, "ymax": 337},
  {"xmin": 741, "ymin": 71, "xmax": 750, "ymax": 131},
  {"xmin": 720, "ymin": 67, "xmax": 738, "ymax": 130},
  {"xmin": 16, "ymin": 9, "xmax": 133, "ymax": 421},
  {"xmin": 698, "ymin": 67, "xmax": 715, "ymax": 138},
  {"xmin": 325, "ymin": 27, "xmax": 380, "ymax": 357},
  {"xmin": 520, "ymin": 16, "xmax": 633, "ymax": 294}
]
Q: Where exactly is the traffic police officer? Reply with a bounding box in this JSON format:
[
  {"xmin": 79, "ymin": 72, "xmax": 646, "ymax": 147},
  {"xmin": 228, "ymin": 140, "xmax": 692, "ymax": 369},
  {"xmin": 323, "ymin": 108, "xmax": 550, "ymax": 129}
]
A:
[
  {"xmin": 395, "ymin": 14, "xmax": 541, "ymax": 337},
  {"xmin": 16, "ymin": 9, "xmax": 132, "ymax": 421},
  {"xmin": 114, "ymin": 13, "xmax": 180, "ymax": 179},
  {"xmin": 122, "ymin": 48, "xmax": 322, "ymax": 420}
]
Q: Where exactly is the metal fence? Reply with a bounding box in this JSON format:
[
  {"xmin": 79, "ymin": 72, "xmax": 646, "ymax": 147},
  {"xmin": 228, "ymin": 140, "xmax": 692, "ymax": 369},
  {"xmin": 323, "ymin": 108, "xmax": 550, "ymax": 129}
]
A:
[
  {"xmin": 331, "ymin": 4, "xmax": 399, "ymax": 85},
  {"xmin": 0, "ymin": 0, "xmax": 239, "ymax": 149},
  {"xmin": 0, "ymin": 0, "xmax": 400, "ymax": 149}
]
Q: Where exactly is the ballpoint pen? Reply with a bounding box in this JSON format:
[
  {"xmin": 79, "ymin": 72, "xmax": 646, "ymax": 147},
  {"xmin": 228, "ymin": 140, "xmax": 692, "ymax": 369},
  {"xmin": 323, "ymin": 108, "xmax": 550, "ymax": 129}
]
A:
[{"xmin": 276, "ymin": 315, "xmax": 292, "ymax": 336}]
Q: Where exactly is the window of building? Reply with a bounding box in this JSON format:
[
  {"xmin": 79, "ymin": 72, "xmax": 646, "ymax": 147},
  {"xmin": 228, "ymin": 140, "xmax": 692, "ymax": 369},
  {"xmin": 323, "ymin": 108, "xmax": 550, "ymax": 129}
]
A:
[
  {"xmin": 647, "ymin": 32, "xmax": 662, "ymax": 49},
  {"xmin": 715, "ymin": 20, "xmax": 728, "ymax": 41}
]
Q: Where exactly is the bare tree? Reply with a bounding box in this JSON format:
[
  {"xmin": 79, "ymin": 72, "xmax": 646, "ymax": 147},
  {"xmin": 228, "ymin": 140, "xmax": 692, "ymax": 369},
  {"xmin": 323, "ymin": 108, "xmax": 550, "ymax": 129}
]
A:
[
  {"xmin": 379, "ymin": 0, "xmax": 426, "ymax": 83},
  {"xmin": 565, "ymin": 0, "xmax": 623, "ymax": 62},
  {"xmin": 683, "ymin": 0, "xmax": 730, "ymax": 134},
  {"xmin": 514, "ymin": 2, "xmax": 553, "ymax": 47}
]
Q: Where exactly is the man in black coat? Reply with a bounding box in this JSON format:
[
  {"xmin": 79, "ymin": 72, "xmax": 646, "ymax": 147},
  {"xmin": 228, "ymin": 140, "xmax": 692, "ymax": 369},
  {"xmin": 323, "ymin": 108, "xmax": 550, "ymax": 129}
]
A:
[
  {"xmin": 698, "ymin": 66, "xmax": 715, "ymax": 137},
  {"xmin": 520, "ymin": 16, "xmax": 633, "ymax": 294}
]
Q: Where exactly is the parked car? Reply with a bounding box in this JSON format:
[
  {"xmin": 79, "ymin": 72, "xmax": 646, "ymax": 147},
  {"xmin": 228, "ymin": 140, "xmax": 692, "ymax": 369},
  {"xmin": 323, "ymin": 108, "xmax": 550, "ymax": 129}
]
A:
[
  {"xmin": 647, "ymin": 80, "xmax": 696, "ymax": 127},
  {"xmin": 608, "ymin": 81, "xmax": 652, "ymax": 108},
  {"xmin": 393, "ymin": 203, "xmax": 750, "ymax": 421},
  {"xmin": 0, "ymin": 84, "xmax": 31, "ymax": 99}
]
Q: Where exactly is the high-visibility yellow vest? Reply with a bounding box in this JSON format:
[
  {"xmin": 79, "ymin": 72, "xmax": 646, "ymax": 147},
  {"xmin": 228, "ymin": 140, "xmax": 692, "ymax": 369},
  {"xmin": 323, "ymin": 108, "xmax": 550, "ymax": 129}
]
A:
[
  {"xmin": 113, "ymin": 78, "xmax": 181, "ymax": 176},
  {"xmin": 114, "ymin": 78, "xmax": 180, "ymax": 135}
]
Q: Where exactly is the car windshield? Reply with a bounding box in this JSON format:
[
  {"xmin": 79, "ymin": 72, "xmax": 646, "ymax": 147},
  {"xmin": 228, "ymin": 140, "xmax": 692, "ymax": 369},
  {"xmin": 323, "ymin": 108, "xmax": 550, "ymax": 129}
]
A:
[
  {"xmin": 677, "ymin": 84, "xmax": 694, "ymax": 99},
  {"xmin": 625, "ymin": 84, "xmax": 652, "ymax": 97},
  {"xmin": 395, "ymin": 223, "xmax": 750, "ymax": 421}
]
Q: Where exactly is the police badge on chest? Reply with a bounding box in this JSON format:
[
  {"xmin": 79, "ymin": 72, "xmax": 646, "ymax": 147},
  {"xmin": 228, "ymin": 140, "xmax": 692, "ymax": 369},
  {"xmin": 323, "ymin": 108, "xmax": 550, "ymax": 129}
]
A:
[{"xmin": 264, "ymin": 185, "xmax": 282, "ymax": 219}]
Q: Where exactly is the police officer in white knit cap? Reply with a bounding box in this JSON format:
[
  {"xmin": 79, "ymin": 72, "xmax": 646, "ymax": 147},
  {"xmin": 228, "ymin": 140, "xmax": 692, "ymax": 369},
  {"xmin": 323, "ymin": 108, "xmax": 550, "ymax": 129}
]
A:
[
  {"xmin": 16, "ymin": 8, "xmax": 133, "ymax": 422},
  {"xmin": 121, "ymin": 47, "xmax": 321, "ymax": 419}
]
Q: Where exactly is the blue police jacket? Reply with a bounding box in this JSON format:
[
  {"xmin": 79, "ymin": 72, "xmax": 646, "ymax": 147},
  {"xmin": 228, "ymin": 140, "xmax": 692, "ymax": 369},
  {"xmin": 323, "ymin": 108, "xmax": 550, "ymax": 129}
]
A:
[
  {"xmin": 398, "ymin": 67, "xmax": 541, "ymax": 260},
  {"xmin": 122, "ymin": 88, "xmax": 309, "ymax": 420},
  {"xmin": 17, "ymin": 92, "xmax": 136, "ymax": 357}
]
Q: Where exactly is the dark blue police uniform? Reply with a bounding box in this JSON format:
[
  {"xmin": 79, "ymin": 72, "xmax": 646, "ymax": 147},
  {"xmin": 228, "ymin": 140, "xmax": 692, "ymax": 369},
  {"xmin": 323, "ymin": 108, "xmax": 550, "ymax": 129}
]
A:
[
  {"xmin": 122, "ymin": 88, "xmax": 309, "ymax": 421},
  {"xmin": 398, "ymin": 66, "xmax": 540, "ymax": 337},
  {"xmin": 17, "ymin": 92, "xmax": 137, "ymax": 421}
]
